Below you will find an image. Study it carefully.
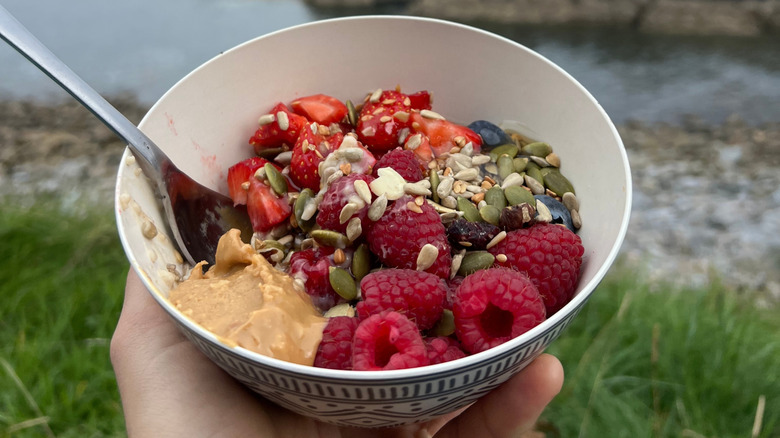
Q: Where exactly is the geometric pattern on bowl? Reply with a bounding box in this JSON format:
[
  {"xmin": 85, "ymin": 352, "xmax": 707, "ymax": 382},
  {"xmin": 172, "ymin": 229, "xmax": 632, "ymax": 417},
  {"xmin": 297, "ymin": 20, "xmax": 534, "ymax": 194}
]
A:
[{"xmin": 173, "ymin": 305, "xmax": 581, "ymax": 427}]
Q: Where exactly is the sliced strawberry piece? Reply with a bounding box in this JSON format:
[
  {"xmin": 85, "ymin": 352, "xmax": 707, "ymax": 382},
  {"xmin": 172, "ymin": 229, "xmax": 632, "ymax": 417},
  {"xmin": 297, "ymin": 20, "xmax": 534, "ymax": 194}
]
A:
[
  {"xmin": 290, "ymin": 125, "xmax": 342, "ymax": 192},
  {"xmin": 407, "ymin": 90, "xmax": 432, "ymax": 111},
  {"xmin": 246, "ymin": 178, "xmax": 291, "ymax": 232},
  {"xmin": 226, "ymin": 157, "xmax": 272, "ymax": 206},
  {"xmin": 291, "ymin": 94, "xmax": 348, "ymax": 125},
  {"xmin": 356, "ymin": 90, "xmax": 414, "ymax": 155},
  {"xmin": 403, "ymin": 132, "xmax": 434, "ymax": 167},
  {"xmin": 410, "ymin": 112, "xmax": 482, "ymax": 157},
  {"xmin": 249, "ymin": 103, "xmax": 308, "ymax": 155}
]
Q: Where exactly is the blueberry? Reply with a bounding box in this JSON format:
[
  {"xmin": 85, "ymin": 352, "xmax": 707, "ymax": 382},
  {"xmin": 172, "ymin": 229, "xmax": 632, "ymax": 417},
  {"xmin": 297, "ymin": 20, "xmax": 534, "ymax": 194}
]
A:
[
  {"xmin": 534, "ymin": 195, "xmax": 574, "ymax": 232},
  {"xmin": 467, "ymin": 120, "xmax": 513, "ymax": 149}
]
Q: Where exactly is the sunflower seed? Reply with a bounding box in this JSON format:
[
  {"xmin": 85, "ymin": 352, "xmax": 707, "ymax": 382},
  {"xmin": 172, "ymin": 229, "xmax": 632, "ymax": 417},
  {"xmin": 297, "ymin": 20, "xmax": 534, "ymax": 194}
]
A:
[
  {"xmin": 471, "ymin": 154, "xmax": 491, "ymax": 166},
  {"xmin": 450, "ymin": 251, "xmax": 465, "ymax": 279},
  {"xmin": 346, "ymin": 217, "xmax": 363, "ymax": 241},
  {"xmin": 333, "ymin": 248, "xmax": 346, "ymax": 265},
  {"xmin": 529, "ymin": 156, "xmax": 551, "ymax": 168},
  {"xmin": 420, "ymin": 109, "xmax": 446, "ymax": 120},
  {"xmin": 545, "ymin": 152, "xmax": 561, "ymax": 168},
  {"xmin": 441, "ymin": 195, "xmax": 458, "ymax": 209},
  {"xmin": 404, "ymin": 181, "xmax": 432, "ymax": 196},
  {"xmin": 368, "ymin": 194, "xmax": 388, "ymax": 221},
  {"xmin": 536, "ymin": 200, "xmax": 553, "ymax": 223},
  {"xmin": 571, "ymin": 208, "xmax": 582, "ymax": 230},
  {"xmin": 437, "ymin": 176, "xmax": 454, "ymax": 199},
  {"xmin": 342, "ymin": 147, "xmax": 364, "ymax": 162},
  {"xmin": 524, "ymin": 174, "xmax": 546, "ymax": 195},
  {"xmin": 562, "ymin": 192, "xmax": 579, "ymax": 211},
  {"xmin": 454, "ymin": 167, "xmax": 479, "ymax": 181},
  {"xmin": 258, "ymin": 113, "xmax": 276, "ymax": 125},
  {"xmin": 501, "ymin": 172, "xmax": 525, "ymax": 189},
  {"xmin": 324, "ymin": 303, "xmax": 356, "ymax": 318},
  {"xmin": 339, "ymin": 202, "xmax": 360, "ymax": 224},
  {"xmin": 353, "ymin": 179, "xmax": 372, "ymax": 204},
  {"xmin": 276, "ymin": 111, "xmax": 289, "ymax": 131},
  {"xmin": 406, "ymin": 133, "xmax": 423, "ymax": 150},
  {"xmin": 369, "ymin": 88, "xmax": 382, "ymax": 103},
  {"xmin": 416, "ymin": 244, "xmax": 439, "ymax": 271},
  {"xmin": 274, "ymin": 150, "xmax": 293, "ymax": 166},
  {"xmin": 495, "ymin": 253, "xmax": 508, "ymax": 263},
  {"xmin": 486, "ymin": 230, "xmax": 507, "ymax": 249}
]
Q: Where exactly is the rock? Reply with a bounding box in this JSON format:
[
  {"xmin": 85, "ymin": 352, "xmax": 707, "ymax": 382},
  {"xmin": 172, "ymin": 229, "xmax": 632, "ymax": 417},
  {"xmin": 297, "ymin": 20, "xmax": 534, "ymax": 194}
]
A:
[{"xmin": 638, "ymin": 0, "xmax": 764, "ymax": 36}]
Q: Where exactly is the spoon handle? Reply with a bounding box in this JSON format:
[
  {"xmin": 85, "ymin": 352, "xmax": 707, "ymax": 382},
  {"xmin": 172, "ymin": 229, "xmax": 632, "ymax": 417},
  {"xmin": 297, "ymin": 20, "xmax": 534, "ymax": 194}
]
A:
[{"xmin": 0, "ymin": 4, "xmax": 167, "ymax": 186}]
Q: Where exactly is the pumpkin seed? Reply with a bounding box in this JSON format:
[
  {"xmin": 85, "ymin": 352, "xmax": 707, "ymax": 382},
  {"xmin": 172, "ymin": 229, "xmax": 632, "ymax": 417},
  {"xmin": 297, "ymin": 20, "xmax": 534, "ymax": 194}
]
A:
[
  {"xmin": 430, "ymin": 309, "xmax": 456, "ymax": 337},
  {"xmin": 329, "ymin": 267, "xmax": 357, "ymax": 300},
  {"xmin": 484, "ymin": 186, "xmax": 507, "ymax": 209},
  {"xmin": 346, "ymin": 100, "xmax": 358, "ymax": 126},
  {"xmin": 458, "ymin": 251, "xmax": 495, "ymax": 276},
  {"xmin": 311, "ymin": 229, "xmax": 349, "ymax": 249},
  {"xmin": 513, "ymin": 157, "xmax": 528, "ymax": 173},
  {"xmin": 351, "ymin": 243, "xmax": 370, "ymax": 282},
  {"xmin": 489, "ymin": 143, "xmax": 519, "ymax": 162},
  {"xmin": 457, "ymin": 197, "xmax": 481, "ymax": 222},
  {"xmin": 429, "ymin": 170, "xmax": 441, "ymax": 203},
  {"xmin": 497, "ymin": 155, "xmax": 515, "ymax": 180},
  {"xmin": 479, "ymin": 204, "xmax": 501, "ymax": 226},
  {"xmin": 521, "ymin": 141, "xmax": 552, "ymax": 157},
  {"xmin": 504, "ymin": 185, "xmax": 536, "ymax": 207},
  {"xmin": 542, "ymin": 170, "xmax": 575, "ymax": 197},
  {"xmin": 294, "ymin": 189, "xmax": 316, "ymax": 231}
]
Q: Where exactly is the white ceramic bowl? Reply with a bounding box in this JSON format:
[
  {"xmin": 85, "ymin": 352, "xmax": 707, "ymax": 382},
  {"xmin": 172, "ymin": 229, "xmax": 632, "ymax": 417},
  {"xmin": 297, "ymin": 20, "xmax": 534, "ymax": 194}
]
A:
[{"xmin": 115, "ymin": 15, "xmax": 631, "ymax": 428}]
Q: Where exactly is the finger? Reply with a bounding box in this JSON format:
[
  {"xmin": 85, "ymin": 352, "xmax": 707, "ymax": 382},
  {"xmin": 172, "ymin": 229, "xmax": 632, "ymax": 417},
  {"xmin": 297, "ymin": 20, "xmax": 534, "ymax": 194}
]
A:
[{"xmin": 431, "ymin": 353, "xmax": 564, "ymax": 438}]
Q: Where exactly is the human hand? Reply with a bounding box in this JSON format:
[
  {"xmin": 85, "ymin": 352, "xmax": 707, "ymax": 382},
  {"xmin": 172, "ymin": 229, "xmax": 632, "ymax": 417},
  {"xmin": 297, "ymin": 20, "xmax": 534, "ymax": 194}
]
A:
[{"xmin": 111, "ymin": 269, "xmax": 564, "ymax": 438}]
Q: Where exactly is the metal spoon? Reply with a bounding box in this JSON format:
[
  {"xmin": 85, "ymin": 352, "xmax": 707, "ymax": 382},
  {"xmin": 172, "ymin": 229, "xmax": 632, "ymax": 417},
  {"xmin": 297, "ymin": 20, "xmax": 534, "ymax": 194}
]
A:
[{"xmin": 0, "ymin": 5, "xmax": 250, "ymax": 266}]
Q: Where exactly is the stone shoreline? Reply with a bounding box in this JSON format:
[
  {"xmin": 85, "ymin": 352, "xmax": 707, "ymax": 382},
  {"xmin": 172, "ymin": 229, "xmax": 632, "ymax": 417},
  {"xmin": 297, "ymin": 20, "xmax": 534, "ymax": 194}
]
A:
[
  {"xmin": 1, "ymin": 97, "xmax": 778, "ymax": 304},
  {"xmin": 307, "ymin": 0, "xmax": 780, "ymax": 36}
]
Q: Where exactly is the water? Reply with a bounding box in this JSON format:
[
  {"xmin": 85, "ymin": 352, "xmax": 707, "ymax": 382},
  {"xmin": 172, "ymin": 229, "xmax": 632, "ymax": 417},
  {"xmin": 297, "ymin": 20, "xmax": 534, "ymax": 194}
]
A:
[{"xmin": 1, "ymin": 0, "xmax": 779, "ymax": 124}]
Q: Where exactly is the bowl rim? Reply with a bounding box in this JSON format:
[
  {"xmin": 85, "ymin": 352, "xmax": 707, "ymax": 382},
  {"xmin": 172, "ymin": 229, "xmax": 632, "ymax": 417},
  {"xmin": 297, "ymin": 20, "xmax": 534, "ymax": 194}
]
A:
[{"xmin": 116, "ymin": 14, "xmax": 632, "ymax": 380}]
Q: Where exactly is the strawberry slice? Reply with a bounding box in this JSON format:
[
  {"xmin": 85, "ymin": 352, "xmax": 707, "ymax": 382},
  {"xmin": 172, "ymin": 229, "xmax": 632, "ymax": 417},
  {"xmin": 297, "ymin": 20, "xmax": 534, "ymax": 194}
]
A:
[
  {"xmin": 246, "ymin": 178, "xmax": 291, "ymax": 232},
  {"xmin": 249, "ymin": 103, "xmax": 308, "ymax": 155},
  {"xmin": 291, "ymin": 94, "xmax": 348, "ymax": 125},
  {"xmin": 227, "ymin": 157, "xmax": 271, "ymax": 206},
  {"xmin": 403, "ymin": 132, "xmax": 434, "ymax": 166},
  {"xmin": 406, "ymin": 90, "xmax": 432, "ymax": 111},
  {"xmin": 290, "ymin": 125, "xmax": 342, "ymax": 192},
  {"xmin": 410, "ymin": 112, "xmax": 482, "ymax": 157},
  {"xmin": 356, "ymin": 90, "xmax": 418, "ymax": 155}
]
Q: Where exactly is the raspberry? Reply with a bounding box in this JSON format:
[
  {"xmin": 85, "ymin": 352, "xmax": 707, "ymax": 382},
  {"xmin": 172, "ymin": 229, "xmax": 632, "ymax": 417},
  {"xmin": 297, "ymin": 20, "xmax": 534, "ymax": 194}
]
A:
[
  {"xmin": 372, "ymin": 148, "xmax": 424, "ymax": 182},
  {"xmin": 425, "ymin": 336, "xmax": 467, "ymax": 365},
  {"xmin": 366, "ymin": 195, "xmax": 452, "ymax": 278},
  {"xmin": 289, "ymin": 246, "xmax": 342, "ymax": 311},
  {"xmin": 356, "ymin": 269, "xmax": 447, "ymax": 330},
  {"xmin": 488, "ymin": 222, "xmax": 584, "ymax": 315},
  {"xmin": 314, "ymin": 316, "xmax": 359, "ymax": 370},
  {"xmin": 316, "ymin": 173, "xmax": 375, "ymax": 233},
  {"xmin": 352, "ymin": 311, "xmax": 429, "ymax": 371},
  {"xmin": 452, "ymin": 267, "xmax": 546, "ymax": 354}
]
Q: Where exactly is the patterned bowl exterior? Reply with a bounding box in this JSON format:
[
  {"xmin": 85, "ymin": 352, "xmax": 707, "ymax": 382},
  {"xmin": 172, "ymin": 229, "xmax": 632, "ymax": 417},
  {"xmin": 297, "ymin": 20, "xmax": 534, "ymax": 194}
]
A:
[
  {"xmin": 173, "ymin": 302, "xmax": 583, "ymax": 427},
  {"xmin": 116, "ymin": 15, "xmax": 631, "ymax": 429}
]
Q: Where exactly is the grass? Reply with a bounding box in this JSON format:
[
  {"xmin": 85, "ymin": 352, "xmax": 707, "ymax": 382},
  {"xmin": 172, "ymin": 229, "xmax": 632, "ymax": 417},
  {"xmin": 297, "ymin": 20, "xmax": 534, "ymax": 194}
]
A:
[{"xmin": 0, "ymin": 200, "xmax": 778, "ymax": 437}]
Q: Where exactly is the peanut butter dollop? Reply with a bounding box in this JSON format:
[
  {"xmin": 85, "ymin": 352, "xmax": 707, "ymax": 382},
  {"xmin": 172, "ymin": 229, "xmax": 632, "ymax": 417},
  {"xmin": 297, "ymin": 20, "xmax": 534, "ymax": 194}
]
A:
[{"xmin": 168, "ymin": 229, "xmax": 327, "ymax": 366}]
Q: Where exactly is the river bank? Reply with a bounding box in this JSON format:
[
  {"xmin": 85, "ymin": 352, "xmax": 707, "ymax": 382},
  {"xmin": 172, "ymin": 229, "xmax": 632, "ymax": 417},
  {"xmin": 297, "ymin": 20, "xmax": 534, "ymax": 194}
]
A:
[
  {"xmin": 306, "ymin": 0, "xmax": 780, "ymax": 36},
  {"xmin": 1, "ymin": 97, "xmax": 778, "ymax": 304}
]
